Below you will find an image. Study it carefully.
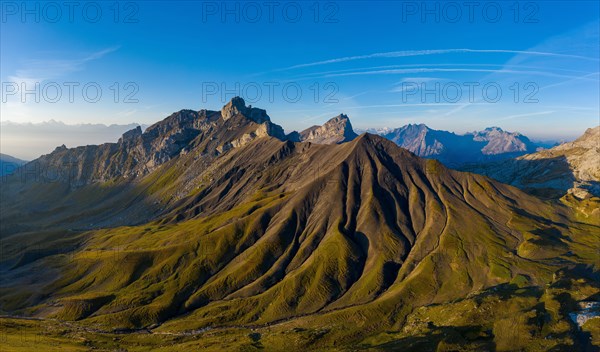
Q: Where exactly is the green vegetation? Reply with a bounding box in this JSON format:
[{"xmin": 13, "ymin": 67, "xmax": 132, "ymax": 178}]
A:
[{"xmin": 1, "ymin": 133, "xmax": 598, "ymax": 350}]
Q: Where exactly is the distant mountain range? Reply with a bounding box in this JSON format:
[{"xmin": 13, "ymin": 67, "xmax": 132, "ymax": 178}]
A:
[
  {"xmin": 0, "ymin": 120, "xmax": 148, "ymax": 160},
  {"xmin": 358, "ymin": 124, "xmax": 541, "ymax": 167},
  {"xmin": 293, "ymin": 115, "xmax": 544, "ymax": 168},
  {"xmin": 463, "ymin": 126, "xmax": 600, "ymax": 199}
]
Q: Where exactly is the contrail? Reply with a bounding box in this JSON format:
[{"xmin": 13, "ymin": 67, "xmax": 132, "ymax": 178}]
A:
[
  {"xmin": 497, "ymin": 111, "xmax": 555, "ymax": 121},
  {"xmin": 322, "ymin": 68, "xmax": 600, "ymax": 82},
  {"xmin": 279, "ymin": 49, "xmax": 599, "ymax": 71}
]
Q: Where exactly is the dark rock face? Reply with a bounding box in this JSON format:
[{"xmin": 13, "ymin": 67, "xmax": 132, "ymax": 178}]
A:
[{"xmin": 285, "ymin": 131, "xmax": 302, "ymax": 143}]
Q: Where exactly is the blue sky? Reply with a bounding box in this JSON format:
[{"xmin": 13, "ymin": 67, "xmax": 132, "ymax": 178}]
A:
[{"xmin": 1, "ymin": 1, "xmax": 599, "ymax": 140}]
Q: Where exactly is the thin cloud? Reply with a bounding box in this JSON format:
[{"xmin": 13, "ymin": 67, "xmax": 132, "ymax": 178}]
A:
[
  {"xmin": 7, "ymin": 47, "xmax": 120, "ymax": 85},
  {"xmin": 540, "ymin": 72, "xmax": 600, "ymax": 91},
  {"xmin": 334, "ymin": 103, "xmax": 489, "ymax": 109},
  {"xmin": 323, "ymin": 68, "xmax": 600, "ymax": 82},
  {"xmin": 278, "ymin": 49, "xmax": 599, "ymax": 71},
  {"xmin": 536, "ymin": 105, "xmax": 599, "ymax": 111},
  {"xmin": 288, "ymin": 63, "xmax": 596, "ymax": 83},
  {"xmin": 497, "ymin": 111, "xmax": 555, "ymax": 121},
  {"xmin": 440, "ymin": 102, "xmax": 472, "ymax": 117}
]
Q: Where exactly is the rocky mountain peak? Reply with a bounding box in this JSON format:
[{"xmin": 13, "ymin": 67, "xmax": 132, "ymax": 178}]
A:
[
  {"xmin": 469, "ymin": 127, "xmax": 535, "ymax": 154},
  {"xmin": 119, "ymin": 126, "xmax": 142, "ymax": 144},
  {"xmin": 299, "ymin": 114, "xmax": 358, "ymax": 144},
  {"xmin": 328, "ymin": 113, "xmax": 349, "ymax": 123},
  {"xmin": 26, "ymin": 100, "xmax": 293, "ymax": 187},
  {"xmin": 221, "ymin": 96, "xmax": 270, "ymax": 124},
  {"xmin": 561, "ymin": 125, "xmax": 599, "ymax": 150},
  {"xmin": 53, "ymin": 144, "xmax": 68, "ymax": 153}
]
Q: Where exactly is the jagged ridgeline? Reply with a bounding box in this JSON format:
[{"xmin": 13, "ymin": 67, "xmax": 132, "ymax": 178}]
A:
[
  {"xmin": 0, "ymin": 98, "xmax": 598, "ymax": 351},
  {"xmin": 367, "ymin": 124, "xmax": 541, "ymax": 168}
]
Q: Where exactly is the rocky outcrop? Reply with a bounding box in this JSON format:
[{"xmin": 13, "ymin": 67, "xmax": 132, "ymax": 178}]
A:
[
  {"xmin": 118, "ymin": 126, "xmax": 142, "ymax": 145},
  {"xmin": 540, "ymin": 126, "xmax": 600, "ymax": 182},
  {"xmin": 221, "ymin": 96, "xmax": 270, "ymax": 123},
  {"xmin": 299, "ymin": 114, "xmax": 358, "ymax": 144},
  {"xmin": 216, "ymin": 122, "xmax": 285, "ymax": 154}
]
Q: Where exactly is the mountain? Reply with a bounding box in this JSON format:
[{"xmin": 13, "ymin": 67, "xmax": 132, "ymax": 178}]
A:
[
  {"xmin": 466, "ymin": 127, "xmax": 539, "ymax": 155},
  {"xmin": 0, "ymin": 120, "xmax": 147, "ymax": 160},
  {"xmin": 380, "ymin": 124, "xmax": 450, "ymax": 157},
  {"xmin": 0, "ymin": 99, "xmax": 598, "ymax": 351},
  {"xmin": 463, "ymin": 126, "xmax": 600, "ymax": 199},
  {"xmin": 0, "ymin": 97, "xmax": 294, "ymax": 235},
  {"xmin": 298, "ymin": 114, "xmax": 358, "ymax": 144},
  {"xmin": 371, "ymin": 124, "xmax": 539, "ymax": 167},
  {"xmin": 0, "ymin": 153, "xmax": 27, "ymax": 176},
  {"xmin": 15, "ymin": 97, "xmax": 288, "ymax": 188}
]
